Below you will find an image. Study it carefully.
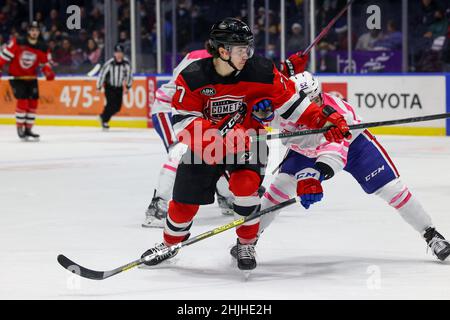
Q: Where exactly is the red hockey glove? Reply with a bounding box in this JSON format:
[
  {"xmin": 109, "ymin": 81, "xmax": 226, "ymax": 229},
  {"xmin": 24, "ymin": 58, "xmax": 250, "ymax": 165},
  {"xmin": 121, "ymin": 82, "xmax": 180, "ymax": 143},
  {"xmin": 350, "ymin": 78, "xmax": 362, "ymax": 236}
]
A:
[
  {"xmin": 321, "ymin": 105, "xmax": 352, "ymax": 143},
  {"xmin": 280, "ymin": 51, "xmax": 309, "ymax": 77},
  {"xmin": 296, "ymin": 167, "xmax": 323, "ymax": 209},
  {"xmin": 298, "ymin": 103, "xmax": 352, "ymax": 143},
  {"xmin": 42, "ymin": 64, "xmax": 55, "ymax": 81}
]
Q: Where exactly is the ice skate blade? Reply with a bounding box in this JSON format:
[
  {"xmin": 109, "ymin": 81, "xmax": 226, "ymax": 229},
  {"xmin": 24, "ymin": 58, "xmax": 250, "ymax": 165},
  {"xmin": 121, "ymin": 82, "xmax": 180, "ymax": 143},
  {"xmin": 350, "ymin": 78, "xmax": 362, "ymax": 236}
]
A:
[
  {"xmin": 141, "ymin": 223, "xmax": 165, "ymax": 228},
  {"xmin": 138, "ymin": 264, "xmax": 158, "ymax": 269},
  {"xmin": 20, "ymin": 137, "xmax": 40, "ymax": 142},
  {"xmin": 241, "ymin": 270, "xmax": 252, "ymax": 281},
  {"xmin": 141, "ymin": 218, "xmax": 165, "ymax": 228},
  {"xmin": 138, "ymin": 258, "xmax": 177, "ymax": 269},
  {"xmin": 221, "ymin": 209, "xmax": 235, "ymax": 216}
]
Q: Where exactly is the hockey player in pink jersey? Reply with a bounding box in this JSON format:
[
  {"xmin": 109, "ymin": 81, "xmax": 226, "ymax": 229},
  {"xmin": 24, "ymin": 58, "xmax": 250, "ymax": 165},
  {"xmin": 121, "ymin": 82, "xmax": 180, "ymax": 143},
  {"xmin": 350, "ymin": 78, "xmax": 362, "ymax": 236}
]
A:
[{"xmin": 232, "ymin": 71, "xmax": 450, "ymax": 261}]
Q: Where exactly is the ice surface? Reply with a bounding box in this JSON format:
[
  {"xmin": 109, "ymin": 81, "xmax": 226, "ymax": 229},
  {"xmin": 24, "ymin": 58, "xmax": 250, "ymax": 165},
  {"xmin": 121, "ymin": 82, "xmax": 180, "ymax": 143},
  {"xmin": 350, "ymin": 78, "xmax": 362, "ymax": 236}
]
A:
[{"xmin": 1, "ymin": 125, "xmax": 449, "ymax": 299}]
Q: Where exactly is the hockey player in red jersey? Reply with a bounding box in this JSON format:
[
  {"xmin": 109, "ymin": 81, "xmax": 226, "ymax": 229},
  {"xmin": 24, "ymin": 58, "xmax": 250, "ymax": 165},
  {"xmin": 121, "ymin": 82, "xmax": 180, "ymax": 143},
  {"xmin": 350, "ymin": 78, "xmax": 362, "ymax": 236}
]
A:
[
  {"xmin": 144, "ymin": 48, "xmax": 308, "ymax": 227},
  {"xmin": 141, "ymin": 18, "xmax": 351, "ymax": 271},
  {"xmin": 0, "ymin": 21, "xmax": 55, "ymax": 140}
]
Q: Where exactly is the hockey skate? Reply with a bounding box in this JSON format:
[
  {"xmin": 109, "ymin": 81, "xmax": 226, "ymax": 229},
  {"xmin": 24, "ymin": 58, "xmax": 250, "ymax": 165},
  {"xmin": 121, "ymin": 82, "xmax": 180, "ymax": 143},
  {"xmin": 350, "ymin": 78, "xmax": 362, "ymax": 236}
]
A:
[
  {"xmin": 234, "ymin": 239, "xmax": 257, "ymax": 271},
  {"xmin": 141, "ymin": 242, "xmax": 179, "ymax": 266},
  {"xmin": 230, "ymin": 236, "xmax": 259, "ymax": 260},
  {"xmin": 17, "ymin": 126, "xmax": 27, "ymax": 140},
  {"xmin": 216, "ymin": 190, "xmax": 234, "ymax": 216},
  {"xmin": 423, "ymin": 227, "xmax": 450, "ymax": 261},
  {"xmin": 142, "ymin": 191, "xmax": 168, "ymax": 228},
  {"xmin": 99, "ymin": 116, "xmax": 109, "ymax": 131},
  {"xmin": 24, "ymin": 127, "xmax": 40, "ymax": 141}
]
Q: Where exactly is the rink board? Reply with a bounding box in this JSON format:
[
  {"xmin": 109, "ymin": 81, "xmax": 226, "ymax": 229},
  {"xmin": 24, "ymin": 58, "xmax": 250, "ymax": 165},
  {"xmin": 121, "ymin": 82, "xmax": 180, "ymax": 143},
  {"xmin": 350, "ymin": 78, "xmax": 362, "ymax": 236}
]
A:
[
  {"xmin": 317, "ymin": 74, "xmax": 448, "ymax": 136},
  {"xmin": 0, "ymin": 74, "xmax": 448, "ymax": 136},
  {"xmin": 0, "ymin": 76, "xmax": 155, "ymax": 128}
]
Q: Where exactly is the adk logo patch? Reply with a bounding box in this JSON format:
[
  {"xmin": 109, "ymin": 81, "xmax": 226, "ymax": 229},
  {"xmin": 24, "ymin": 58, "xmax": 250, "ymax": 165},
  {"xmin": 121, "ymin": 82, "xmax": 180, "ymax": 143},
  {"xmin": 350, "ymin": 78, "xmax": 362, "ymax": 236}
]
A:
[{"xmin": 200, "ymin": 87, "xmax": 216, "ymax": 96}]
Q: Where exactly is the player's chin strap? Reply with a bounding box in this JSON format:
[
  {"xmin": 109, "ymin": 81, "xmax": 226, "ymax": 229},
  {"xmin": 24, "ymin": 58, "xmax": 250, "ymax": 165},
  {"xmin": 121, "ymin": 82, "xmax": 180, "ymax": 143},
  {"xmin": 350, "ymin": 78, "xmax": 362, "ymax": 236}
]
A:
[{"xmin": 219, "ymin": 55, "xmax": 239, "ymax": 72}]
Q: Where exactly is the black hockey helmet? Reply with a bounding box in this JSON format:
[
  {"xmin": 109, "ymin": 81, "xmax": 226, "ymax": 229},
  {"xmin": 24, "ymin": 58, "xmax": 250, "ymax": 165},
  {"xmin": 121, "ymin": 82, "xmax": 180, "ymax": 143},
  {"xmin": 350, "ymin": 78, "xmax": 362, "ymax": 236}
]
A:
[
  {"xmin": 114, "ymin": 44, "xmax": 125, "ymax": 53},
  {"xmin": 208, "ymin": 18, "xmax": 254, "ymax": 58},
  {"xmin": 28, "ymin": 21, "xmax": 40, "ymax": 30}
]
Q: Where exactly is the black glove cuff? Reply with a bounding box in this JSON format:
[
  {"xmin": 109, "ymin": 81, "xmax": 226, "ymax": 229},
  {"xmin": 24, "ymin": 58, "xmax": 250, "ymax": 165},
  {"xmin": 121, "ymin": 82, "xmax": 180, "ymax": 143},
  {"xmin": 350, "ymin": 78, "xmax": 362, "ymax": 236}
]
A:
[
  {"xmin": 315, "ymin": 161, "xmax": 334, "ymax": 180},
  {"xmin": 322, "ymin": 105, "xmax": 337, "ymax": 117},
  {"xmin": 285, "ymin": 59, "xmax": 295, "ymax": 77}
]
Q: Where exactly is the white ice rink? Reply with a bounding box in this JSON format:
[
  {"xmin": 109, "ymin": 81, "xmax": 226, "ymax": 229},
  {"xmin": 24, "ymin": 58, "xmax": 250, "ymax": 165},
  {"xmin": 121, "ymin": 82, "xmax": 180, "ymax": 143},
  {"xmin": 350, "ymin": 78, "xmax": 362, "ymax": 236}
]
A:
[{"xmin": 1, "ymin": 125, "xmax": 450, "ymax": 300}]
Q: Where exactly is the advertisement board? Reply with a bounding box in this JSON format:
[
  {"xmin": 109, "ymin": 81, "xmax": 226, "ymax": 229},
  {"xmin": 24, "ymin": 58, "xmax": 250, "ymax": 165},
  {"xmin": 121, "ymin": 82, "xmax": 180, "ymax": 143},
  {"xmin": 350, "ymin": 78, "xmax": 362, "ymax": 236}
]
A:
[
  {"xmin": 0, "ymin": 76, "xmax": 153, "ymax": 128},
  {"xmin": 318, "ymin": 75, "xmax": 447, "ymax": 136},
  {"xmin": 0, "ymin": 74, "xmax": 448, "ymax": 136}
]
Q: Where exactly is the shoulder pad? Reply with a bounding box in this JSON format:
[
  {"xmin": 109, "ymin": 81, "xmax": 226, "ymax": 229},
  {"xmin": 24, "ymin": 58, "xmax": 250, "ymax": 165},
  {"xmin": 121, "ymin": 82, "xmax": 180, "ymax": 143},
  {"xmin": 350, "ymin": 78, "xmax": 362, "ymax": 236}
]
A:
[
  {"xmin": 239, "ymin": 55, "xmax": 275, "ymax": 84},
  {"xmin": 179, "ymin": 58, "xmax": 213, "ymax": 91}
]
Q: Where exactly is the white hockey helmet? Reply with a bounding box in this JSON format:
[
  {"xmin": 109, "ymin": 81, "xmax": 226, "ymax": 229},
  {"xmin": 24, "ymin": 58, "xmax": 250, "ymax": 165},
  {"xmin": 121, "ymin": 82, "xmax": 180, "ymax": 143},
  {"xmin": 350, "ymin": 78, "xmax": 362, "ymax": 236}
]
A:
[{"xmin": 290, "ymin": 71, "xmax": 321, "ymax": 102}]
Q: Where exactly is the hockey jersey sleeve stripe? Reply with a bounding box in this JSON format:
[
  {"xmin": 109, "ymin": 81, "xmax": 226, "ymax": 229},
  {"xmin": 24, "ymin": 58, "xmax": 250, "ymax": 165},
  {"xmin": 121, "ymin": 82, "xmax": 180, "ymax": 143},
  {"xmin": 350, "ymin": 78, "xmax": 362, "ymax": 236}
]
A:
[
  {"xmin": 156, "ymin": 97, "xmax": 172, "ymax": 104},
  {"xmin": 2, "ymin": 48, "xmax": 14, "ymax": 59},
  {"xmin": 172, "ymin": 110, "xmax": 203, "ymax": 135},
  {"xmin": 156, "ymin": 89, "xmax": 173, "ymax": 103},
  {"xmin": 172, "ymin": 114, "xmax": 198, "ymax": 126},
  {"xmin": 0, "ymin": 51, "xmax": 11, "ymax": 61},
  {"xmin": 3, "ymin": 47, "xmax": 14, "ymax": 56},
  {"xmin": 158, "ymin": 112, "xmax": 175, "ymax": 146},
  {"xmin": 279, "ymin": 91, "xmax": 309, "ymax": 121}
]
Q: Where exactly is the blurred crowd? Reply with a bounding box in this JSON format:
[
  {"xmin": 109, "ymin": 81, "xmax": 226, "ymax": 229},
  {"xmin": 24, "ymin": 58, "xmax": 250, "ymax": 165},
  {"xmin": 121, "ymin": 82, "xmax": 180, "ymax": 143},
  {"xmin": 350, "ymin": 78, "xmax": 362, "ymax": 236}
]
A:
[{"xmin": 0, "ymin": 0, "xmax": 448, "ymax": 73}]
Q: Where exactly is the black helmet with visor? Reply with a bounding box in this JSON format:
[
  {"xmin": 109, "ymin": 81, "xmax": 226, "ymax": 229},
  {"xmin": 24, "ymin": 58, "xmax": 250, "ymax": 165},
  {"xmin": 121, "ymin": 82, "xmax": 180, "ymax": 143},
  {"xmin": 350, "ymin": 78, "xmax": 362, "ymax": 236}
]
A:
[{"xmin": 208, "ymin": 18, "xmax": 254, "ymax": 70}]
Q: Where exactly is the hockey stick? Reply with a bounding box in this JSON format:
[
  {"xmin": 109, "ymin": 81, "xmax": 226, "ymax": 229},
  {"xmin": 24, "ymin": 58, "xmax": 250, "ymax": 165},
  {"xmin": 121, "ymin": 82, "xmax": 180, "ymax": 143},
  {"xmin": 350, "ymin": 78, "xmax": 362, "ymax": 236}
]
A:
[
  {"xmin": 57, "ymin": 198, "xmax": 298, "ymax": 280},
  {"xmin": 302, "ymin": 0, "xmax": 356, "ymax": 56},
  {"xmin": 87, "ymin": 63, "xmax": 101, "ymax": 77},
  {"xmin": 252, "ymin": 112, "xmax": 450, "ymax": 142}
]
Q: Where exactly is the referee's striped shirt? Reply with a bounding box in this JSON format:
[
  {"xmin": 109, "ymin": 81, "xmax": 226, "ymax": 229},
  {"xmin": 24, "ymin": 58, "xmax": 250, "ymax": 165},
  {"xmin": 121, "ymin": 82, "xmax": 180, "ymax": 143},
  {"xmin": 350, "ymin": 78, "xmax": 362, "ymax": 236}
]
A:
[{"xmin": 96, "ymin": 57, "xmax": 133, "ymax": 90}]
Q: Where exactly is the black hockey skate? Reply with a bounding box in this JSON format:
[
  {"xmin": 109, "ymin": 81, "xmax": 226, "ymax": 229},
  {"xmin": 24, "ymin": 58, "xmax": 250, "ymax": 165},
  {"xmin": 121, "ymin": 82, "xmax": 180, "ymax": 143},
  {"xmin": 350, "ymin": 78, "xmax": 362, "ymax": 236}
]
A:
[
  {"xmin": 230, "ymin": 237, "xmax": 259, "ymax": 260},
  {"xmin": 141, "ymin": 243, "xmax": 179, "ymax": 266},
  {"xmin": 142, "ymin": 190, "xmax": 168, "ymax": 228},
  {"xmin": 102, "ymin": 122, "xmax": 109, "ymax": 130},
  {"xmin": 423, "ymin": 227, "xmax": 450, "ymax": 261},
  {"xmin": 17, "ymin": 126, "xmax": 27, "ymax": 140},
  {"xmin": 234, "ymin": 239, "xmax": 257, "ymax": 271},
  {"xmin": 99, "ymin": 116, "xmax": 109, "ymax": 130},
  {"xmin": 24, "ymin": 127, "xmax": 40, "ymax": 140}
]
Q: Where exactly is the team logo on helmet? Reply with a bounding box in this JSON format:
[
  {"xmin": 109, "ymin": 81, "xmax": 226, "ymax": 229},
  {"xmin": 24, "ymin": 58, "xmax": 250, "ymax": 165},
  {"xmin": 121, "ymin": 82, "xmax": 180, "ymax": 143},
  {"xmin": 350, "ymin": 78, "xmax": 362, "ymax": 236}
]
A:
[
  {"xmin": 200, "ymin": 87, "xmax": 216, "ymax": 96},
  {"xmin": 19, "ymin": 51, "xmax": 37, "ymax": 69}
]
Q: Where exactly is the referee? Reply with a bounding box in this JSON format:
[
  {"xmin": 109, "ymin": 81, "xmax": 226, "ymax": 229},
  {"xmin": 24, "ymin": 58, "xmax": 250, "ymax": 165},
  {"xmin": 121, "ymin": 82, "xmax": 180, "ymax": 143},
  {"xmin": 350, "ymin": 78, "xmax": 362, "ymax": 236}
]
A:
[{"xmin": 96, "ymin": 44, "xmax": 133, "ymax": 130}]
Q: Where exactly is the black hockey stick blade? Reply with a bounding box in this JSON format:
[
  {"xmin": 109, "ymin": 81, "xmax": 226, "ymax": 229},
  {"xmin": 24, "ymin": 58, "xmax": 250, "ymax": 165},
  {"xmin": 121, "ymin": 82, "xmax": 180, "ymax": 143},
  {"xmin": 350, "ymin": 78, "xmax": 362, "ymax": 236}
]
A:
[
  {"xmin": 57, "ymin": 254, "xmax": 143, "ymax": 280},
  {"xmin": 57, "ymin": 254, "xmax": 106, "ymax": 280}
]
